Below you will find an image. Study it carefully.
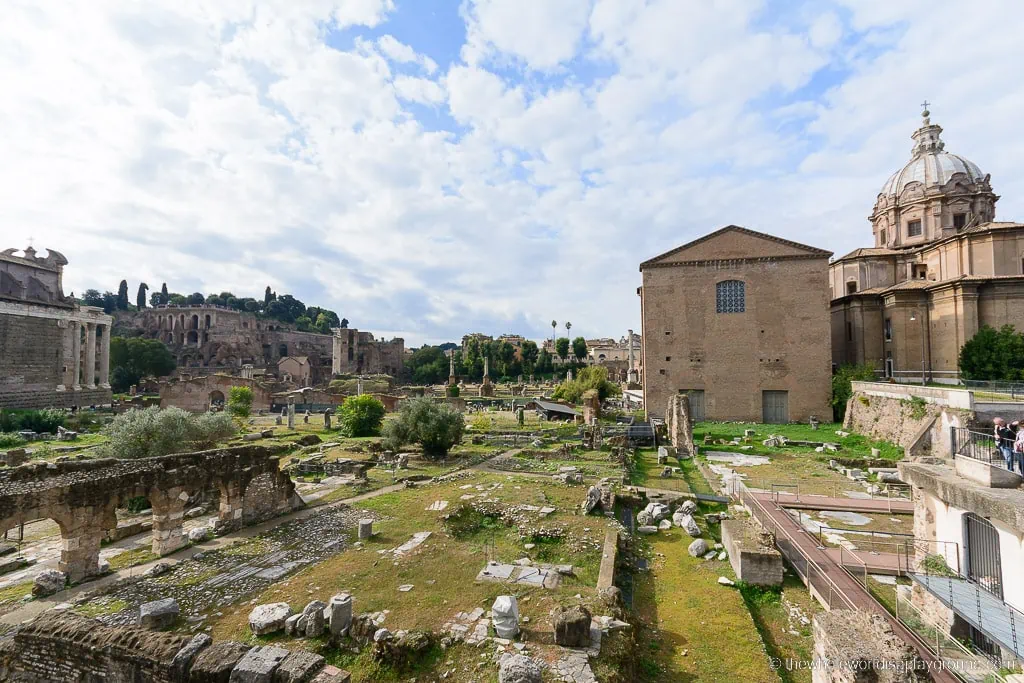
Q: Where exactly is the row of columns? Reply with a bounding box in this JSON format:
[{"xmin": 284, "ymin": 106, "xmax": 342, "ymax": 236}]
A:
[{"xmin": 60, "ymin": 321, "xmax": 111, "ymax": 391}]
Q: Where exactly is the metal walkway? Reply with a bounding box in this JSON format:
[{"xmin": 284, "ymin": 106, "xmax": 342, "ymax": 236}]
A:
[
  {"xmin": 744, "ymin": 490, "xmax": 961, "ymax": 682},
  {"xmin": 911, "ymin": 573, "xmax": 1023, "ymax": 660},
  {"xmin": 765, "ymin": 491, "xmax": 914, "ymax": 514}
]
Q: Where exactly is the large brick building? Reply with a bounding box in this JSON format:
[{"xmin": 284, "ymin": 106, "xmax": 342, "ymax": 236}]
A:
[
  {"xmin": 830, "ymin": 107, "xmax": 1024, "ymax": 382},
  {"xmin": 0, "ymin": 246, "xmax": 113, "ymax": 409},
  {"xmin": 639, "ymin": 226, "xmax": 832, "ymax": 423}
]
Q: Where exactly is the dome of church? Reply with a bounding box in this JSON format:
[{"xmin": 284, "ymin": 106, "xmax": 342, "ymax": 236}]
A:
[{"xmin": 879, "ymin": 109, "xmax": 985, "ymax": 197}]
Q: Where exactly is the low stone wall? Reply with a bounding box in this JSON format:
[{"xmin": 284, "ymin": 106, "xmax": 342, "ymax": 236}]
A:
[
  {"xmin": 721, "ymin": 518, "xmax": 783, "ymax": 587},
  {"xmin": 0, "ymin": 386, "xmax": 112, "ymax": 410},
  {"xmin": 811, "ymin": 610, "xmax": 926, "ymax": 683},
  {"xmin": 844, "ymin": 383, "xmax": 972, "ymax": 458},
  {"xmin": 0, "ymin": 611, "xmax": 349, "ymax": 682}
]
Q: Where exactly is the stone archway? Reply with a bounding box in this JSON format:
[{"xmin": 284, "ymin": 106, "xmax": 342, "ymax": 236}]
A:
[
  {"xmin": 209, "ymin": 390, "xmax": 225, "ymax": 409},
  {"xmin": 1, "ymin": 505, "xmax": 115, "ymax": 583}
]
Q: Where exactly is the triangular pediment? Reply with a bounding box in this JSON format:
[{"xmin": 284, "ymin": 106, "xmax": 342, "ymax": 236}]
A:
[{"xmin": 640, "ymin": 225, "xmax": 831, "ymax": 267}]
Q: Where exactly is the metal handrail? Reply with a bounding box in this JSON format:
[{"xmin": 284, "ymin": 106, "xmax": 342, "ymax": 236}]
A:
[
  {"xmin": 738, "ymin": 481, "xmax": 857, "ymax": 611},
  {"xmin": 747, "ymin": 478, "xmax": 914, "ymax": 505},
  {"xmin": 895, "ymin": 591, "xmax": 1009, "ymax": 682}
]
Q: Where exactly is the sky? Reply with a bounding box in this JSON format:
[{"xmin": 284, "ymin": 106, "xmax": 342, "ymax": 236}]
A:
[{"xmin": 4, "ymin": 0, "xmax": 1024, "ymax": 346}]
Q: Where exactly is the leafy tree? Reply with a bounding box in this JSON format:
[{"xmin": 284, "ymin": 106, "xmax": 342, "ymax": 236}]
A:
[
  {"xmin": 81, "ymin": 289, "xmax": 103, "ymax": 307},
  {"xmin": 438, "ymin": 342, "xmax": 459, "ymax": 352},
  {"xmin": 117, "ymin": 280, "xmax": 129, "ymax": 310},
  {"xmin": 227, "ymin": 386, "xmax": 254, "ymax": 418},
  {"xmin": 136, "ymin": 283, "xmax": 148, "ymax": 309},
  {"xmin": 186, "ymin": 292, "xmax": 205, "ymax": 306},
  {"xmin": 109, "ymin": 337, "xmax": 176, "ymax": 392},
  {"xmin": 99, "ymin": 407, "xmax": 236, "ymax": 459},
  {"xmin": 244, "ymin": 300, "xmax": 262, "ymax": 313},
  {"xmin": 831, "ymin": 363, "xmax": 878, "ymax": 421},
  {"xmin": 406, "ymin": 346, "xmax": 450, "ymax": 385},
  {"xmin": 295, "ymin": 315, "xmax": 314, "ymax": 332},
  {"xmin": 337, "ymin": 394, "xmax": 386, "ymax": 437},
  {"xmin": 264, "ymin": 286, "xmax": 274, "ymax": 307},
  {"xmin": 160, "ymin": 283, "xmax": 169, "ymax": 305},
  {"xmin": 555, "ymin": 337, "xmax": 570, "ymax": 361},
  {"xmin": 340, "ymin": 318, "xmax": 349, "ymax": 329},
  {"xmin": 464, "ymin": 337, "xmax": 482, "ymax": 380},
  {"xmin": 382, "ymin": 397, "xmax": 464, "ymax": 459},
  {"xmin": 572, "ymin": 337, "xmax": 588, "ymax": 361},
  {"xmin": 960, "ymin": 325, "xmax": 1024, "ymax": 381},
  {"xmin": 167, "ymin": 293, "xmax": 186, "ymax": 306},
  {"xmin": 520, "ymin": 340, "xmax": 539, "ymax": 374},
  {"xmin": 536, "ymin": 348, "xmax": 554, "ymax": 374},
  {"xmin": 100, "ymin": 291, "xmax": 118, "ymax": 313},
  {"xmin": 552, "ymin": 366, "xmax": 620, "ymax": 404},
  {"xmin": 496, "ymin": 341, "xmax": 516, "ymax": 377}
]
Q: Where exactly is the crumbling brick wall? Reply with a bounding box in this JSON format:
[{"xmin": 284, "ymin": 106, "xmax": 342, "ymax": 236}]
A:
[
  {"xmin": 843, "ymin": 390, "xmax": 970, "ymax": 458},
  {"xmin": 812, "ymin": 610, "xmax": 931, "ymax": 682},
  {"xmin": 0, "ymin": 611, "xmax": 191, "ymax": 682}
]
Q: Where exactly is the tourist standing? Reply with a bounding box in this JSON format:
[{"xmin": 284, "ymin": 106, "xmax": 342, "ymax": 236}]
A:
[{"xmin": 994, "ymin": 418, "xmax": 1015, "ymax": 470}]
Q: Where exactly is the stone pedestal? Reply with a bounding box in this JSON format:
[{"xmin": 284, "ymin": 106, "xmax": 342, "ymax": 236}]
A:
[
  {"xmin": 358, "ymin": 519, "xmax": 373, "ymax": 540},
  {"xmin": 329, "ymin": 594, "xmax": 353, "ymax": 636}
]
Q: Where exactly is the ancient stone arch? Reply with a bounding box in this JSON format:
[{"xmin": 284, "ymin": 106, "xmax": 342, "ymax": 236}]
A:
[{"xmin": 0, "ymin": 445, "xmax": 301, "ymax": 582}]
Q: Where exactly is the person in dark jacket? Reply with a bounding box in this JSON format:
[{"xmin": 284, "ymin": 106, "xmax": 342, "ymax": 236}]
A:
[{"xmin": 994, "ymin": 418, "xmax": 1015, "ymax": 470}]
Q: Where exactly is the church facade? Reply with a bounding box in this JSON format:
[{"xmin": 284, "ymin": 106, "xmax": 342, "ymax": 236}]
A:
[{"xmin": 830, "ymin": 108, "xmax": 1024, "ymax": 382}]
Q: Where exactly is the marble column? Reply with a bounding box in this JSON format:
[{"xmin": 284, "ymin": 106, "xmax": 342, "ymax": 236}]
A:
[
  {"xmin": 99, "ymin": 324, "xmax": 111, "ymax": 388},
  {"xmin": 85, "ymin": 322, "xmax": 97, "ymax": 388},
  {"xmin": 71, "ymin": 321, "xmax": 82, "ymax": 390}
]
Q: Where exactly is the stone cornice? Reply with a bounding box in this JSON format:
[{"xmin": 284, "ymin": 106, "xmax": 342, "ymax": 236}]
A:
[
  {"xmin": 641, "ymin": 253, "xmax": 827, "ymax": 270},
  {"xmin": 0, "ymin": 300, "xmax": 113, "ymax": 325}
]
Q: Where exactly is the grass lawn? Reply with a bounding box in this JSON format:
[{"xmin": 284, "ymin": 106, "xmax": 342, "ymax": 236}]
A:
[
  {"xmin": 0, "ymin": 580, "xmax": 33, "ymax": 607},
  {"xmin": 203, "ymin": 473, "xmax": 613, "ymax": 682},
  {"xmin": 740, "ymin": 575, "xmax": 822, "ymax": 683},
  {"xmin": 695, "ymin": 422, "xmax": 903, "ymax": 461},
  {"xmin": 629, "ymin": 449, "xmax": 711, "ymax": 496},
  {"xmin": 106, "ymin": 547, "xmax": 161, "ymax": 571},
  {"xmin": 633, "ymin": 508, "xmax": 778, "ymax": 682}
]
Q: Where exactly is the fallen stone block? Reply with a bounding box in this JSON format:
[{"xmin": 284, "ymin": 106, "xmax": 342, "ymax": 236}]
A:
[
  {"xmin": 249, "ymin": 603, "xmax": 294, "ymax": 636},
  {"xmin": 138, "ymin": 597, "xmax": 179, "ymax": 630},
  {"xmin": 229, "ymin": 645, "xmax": 290, "ymax": 683},
  {"xmin": 32, "ymin": 569, "xmax": 66, "ymax": 597}
]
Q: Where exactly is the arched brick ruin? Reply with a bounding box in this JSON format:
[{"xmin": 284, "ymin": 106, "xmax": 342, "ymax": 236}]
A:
[{"xmin": 0, "ymin": 445, "xmax": 303, "ymax": 582}]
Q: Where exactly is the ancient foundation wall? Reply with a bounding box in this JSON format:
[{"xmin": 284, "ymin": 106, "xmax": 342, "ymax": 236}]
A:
[
  {"xmin": 721, "ymin": 518, "xmax": 783, "ymax": 586},
  {"xmin": 0, "ymin": 611, "xmax": 191, "ymax": 682},
  {"xmin": 844, "ymin": 383, "xmax": 972, "ymax": 458},
  {"xmin": 0, "ymin": 611, "xmax": 349, "ymax": 683},
  {"xmin": 811, "ymin": 610, "xmax": 926, "ymax": 683}
]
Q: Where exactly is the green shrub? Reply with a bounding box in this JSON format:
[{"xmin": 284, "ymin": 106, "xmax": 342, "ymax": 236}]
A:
[
  {"xmin": 124, "ymin": 496, "xmax": 152, "ymax": 513},
  {"xmin": 551, "ymin": 366, "xmax": 620, "ymax": 404},
  {"xmin": 830, "ymin": 363, "xmax": 876, "ymax": 421},
  {"xmin": 227, "ymin": 386, "xmax": 253, "ymax": 418},
  {"xmin": 383, "ymin": 397, "xmax": 464, "ymax": 459},
  {"xmin": 442, "ymin": 503, "xmax": 501, "ymax": 539},
  {"xmin": 337, "ymin": 395, "xmax": 386, "ymax": 437},
  {"xmin": 0, "ymin": 433, "xmax": 26, "ymax": 449},
  {"xmin": 99, "ymin": 407, "xmax": 236, "ymax": 459},
  {"xmin": 0, "ymin": 408, "xmax": 66, "ymax": 434}
]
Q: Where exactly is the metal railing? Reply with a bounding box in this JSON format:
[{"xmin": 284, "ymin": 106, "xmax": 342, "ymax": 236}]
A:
[
  {"xmin": 737, "ymin": 481, "xmax": 857, "ymax": 611},
  {"xmin": 965, "ymin": 379, "xmax": 1024, "ymax": 400},
  {"xmin": 950, "ymin": 427, "xmax": 1004, "ymax": 466},
  {"xmin": 750, "ymin": 478, "xmax": 913, "ymax": 512},
  {"xmin": 912, "ymin": 543, "xmax": 1023, "ymax": 662},
  {"xmin": 894, "ymin": 591, "xmax": 1010, "ymax": 683}
]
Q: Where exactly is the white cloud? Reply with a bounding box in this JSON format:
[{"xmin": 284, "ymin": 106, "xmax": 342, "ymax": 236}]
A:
[
  {"xmin": 4, "ymin": 0, "xmax": 1024, "ymax": 345},
  {"xmin": 461, "ymin": 0, "xmax": 593, "ymax": 70}
]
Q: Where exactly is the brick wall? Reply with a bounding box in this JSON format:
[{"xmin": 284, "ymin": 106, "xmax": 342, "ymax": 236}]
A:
[
  {"xmin": 0, "ymin": 611, "xmax": 190, "ymax": 682},
  {"xmin": 641, "ymin": 229, "xmax": 832, "ymax": 422}
]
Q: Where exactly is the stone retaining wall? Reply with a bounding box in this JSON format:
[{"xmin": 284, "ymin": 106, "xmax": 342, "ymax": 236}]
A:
[
  {"xmin": 844, "ymin": 383, "xmax": 972, "ymax": 458},
  {"xmin": 811, "ymin": 610, "xmax": 925, "ymax": 683}
]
